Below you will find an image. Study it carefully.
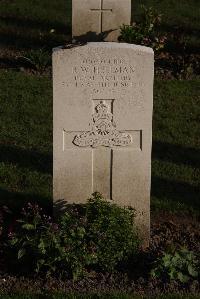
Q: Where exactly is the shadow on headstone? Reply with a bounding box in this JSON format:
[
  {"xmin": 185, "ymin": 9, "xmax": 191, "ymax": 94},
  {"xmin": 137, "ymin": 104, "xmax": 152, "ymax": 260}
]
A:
[
  {"xmin": 73, "ymin": 29, "xmax": 115, "ymax": 42},
  {"xmin": 53, "ymin": 199, "xmax": 69, "ymax": 215}
]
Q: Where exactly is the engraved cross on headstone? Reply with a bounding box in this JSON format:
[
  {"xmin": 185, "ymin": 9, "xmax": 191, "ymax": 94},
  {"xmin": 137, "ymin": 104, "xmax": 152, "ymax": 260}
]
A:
[
  {"xmin": 90, "ymin": 0, "xmax": 112, "ymax": 33},
  {"xmin": 63, "ymin": 100, "xmax": 142, "ymax": 200}
]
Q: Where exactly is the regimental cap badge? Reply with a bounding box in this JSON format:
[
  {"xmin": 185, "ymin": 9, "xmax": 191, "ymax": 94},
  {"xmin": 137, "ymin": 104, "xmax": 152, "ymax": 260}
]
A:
[{"xmin": 73, "ymin": 101, "xmax": 132, "ymax": 148}]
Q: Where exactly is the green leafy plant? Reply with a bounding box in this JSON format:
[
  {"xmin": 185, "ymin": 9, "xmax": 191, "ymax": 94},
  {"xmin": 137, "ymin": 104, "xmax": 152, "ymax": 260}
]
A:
[
  {"xmin": 7, "ymin": 203, "xmax": 62, "ymax": 276},
  {"xmin": 85, "ymin": 192, "xmax": 140, "ymax": 272},
  {"xmin": 151, "ymin": 246, "xmax": 199, "ymax": 283},
  {"xmin": 7, "ymin": 193, "xmax": 140, "ymax": 280},
  {"xmin": 119, "ymin": 5, "xmax": 166, "ymax": 52},
  {"xmin": 20, "ymin": 48, "xmax": 51, "ymax": 72},
  {"xmin": 58, "ymin": 204, "xmax": 97, "ymax": 280}
]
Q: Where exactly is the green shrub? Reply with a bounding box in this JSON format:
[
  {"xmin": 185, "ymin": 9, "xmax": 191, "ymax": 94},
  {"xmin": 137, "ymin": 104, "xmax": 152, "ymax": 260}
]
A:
[
  {"xmin": 21, "ymin": 48, "xmax": 51, "ymax": 72},
  {"xmin": 119, "ymin": 5, "xmax": 166, "ymax": 52},
  {"xmin": 84, "ymin": 192, "xmax": 140, "ymax": 272},
  {"xmin": 151, "ymin": 246, "xmax": 199, "ymax": 283},
  {"xmin": 7, "ymin": 193, "xmax": 140, "ymax": 280},
  {"xmin": 7, "ymin": 203, "xmax": 62, "ymax": 276}
]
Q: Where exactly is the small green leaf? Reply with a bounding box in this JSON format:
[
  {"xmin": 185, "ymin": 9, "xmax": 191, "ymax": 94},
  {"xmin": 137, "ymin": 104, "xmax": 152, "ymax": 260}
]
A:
[
  {"xmin": 38, "ymin": 239, "xmax": 46, "ymax": 254},
  {"xmin": 169, "ymin": 269, "xmax": 176, "ymax": 280},
  {"xmin": 38, "ymin": 259, "xmax": 45, "ymax": 265},
  {"xmin": 17, "ymin": 219, "xmax": 25, "ymax": 223},
  {"xmin": 22, "ymin": 223, "xmax": 35, "ymax": 230},
  {"xmin": 150, "ymin": 269, "xmax": 156, "ymax": 278},
  {"xmin": 18, "ymin": 248, "xmax": 26, "ymax": 259},
  {"xmin": 177, "ymin": 272, "xmax": 189, "ymax": 283},
  {"xmin": 10, "ymin": 238, "xmax": 18, "ymax": 245},
  {"xmin": 188, "ymin": 265, "xmax": 198, "ymax": 277}
]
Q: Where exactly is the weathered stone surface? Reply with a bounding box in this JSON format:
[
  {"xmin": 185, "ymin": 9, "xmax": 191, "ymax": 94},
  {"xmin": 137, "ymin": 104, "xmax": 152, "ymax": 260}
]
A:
[
  {"xmin": 53, "ymin": 43, "xmax": 154, "ymax": 242},
  {"xmin": 72, "ymin": 0, "xmax": 131, "ymax": 42}
]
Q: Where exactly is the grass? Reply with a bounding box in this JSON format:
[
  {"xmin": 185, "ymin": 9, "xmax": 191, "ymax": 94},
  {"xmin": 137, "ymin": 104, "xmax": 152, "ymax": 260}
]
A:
[
  {"xmin": 0, "ymin": 294, "xmax": 199, "ymax": 299},
  {"xmin": 0, "ymin": 0, "xmax": 71, "ymax": 52},
  {"xmin": 0, "ymin": 70, "xmax": 199, "ymax": 214},
  {"xmin": 0, "ymin": 70, "xmax": 52, "ymax": 212},
  {"xmin": 152, "ymin": 80, "xmax": 200, "ymax": 212}
]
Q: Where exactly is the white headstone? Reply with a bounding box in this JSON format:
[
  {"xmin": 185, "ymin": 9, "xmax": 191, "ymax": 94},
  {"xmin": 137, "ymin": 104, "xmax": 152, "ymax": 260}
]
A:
[
  {"xmin": 72, "ymin": 0, "xmax": 131, "ymax": 42},
  {"xmin": 53, "ymin": 43, "xmax": 154, "ymax": 242}
]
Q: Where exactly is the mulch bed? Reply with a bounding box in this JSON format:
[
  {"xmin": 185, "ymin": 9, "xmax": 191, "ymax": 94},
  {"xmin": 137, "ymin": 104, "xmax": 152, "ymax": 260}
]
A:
[{"xmin": 0, "ymin": 212, "xmax": 199, "ymax": 296}]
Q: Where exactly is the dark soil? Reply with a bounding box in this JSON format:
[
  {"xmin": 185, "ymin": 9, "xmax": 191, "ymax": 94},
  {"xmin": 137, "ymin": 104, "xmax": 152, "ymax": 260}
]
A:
[{"xmin": 0, "ymin": 212, "xmax": 199, "ymax": 296}]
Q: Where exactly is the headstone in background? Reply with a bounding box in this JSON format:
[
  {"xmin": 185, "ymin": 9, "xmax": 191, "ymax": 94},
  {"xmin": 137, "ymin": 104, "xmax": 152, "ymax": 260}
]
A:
[
  {"xmin": 53, "ymin": 43, "xmax": 154, "ymax": 242},
  {"xmin": 72, "ymin": 0, "xmax": 131, "ymax": 42}
]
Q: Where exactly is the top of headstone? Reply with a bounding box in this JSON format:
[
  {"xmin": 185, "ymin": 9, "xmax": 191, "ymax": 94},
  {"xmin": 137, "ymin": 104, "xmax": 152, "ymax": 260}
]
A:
[
  {"xmin": 88, "ymin": 42, "xmax": 154, "ymax": 53},
  {"xmin": 53, "ymin": 42, "xmax": 154, "ymax": 55},
  {"xmin": 72, "ymin": 0, "xmax": 131, "ymax": 42}
]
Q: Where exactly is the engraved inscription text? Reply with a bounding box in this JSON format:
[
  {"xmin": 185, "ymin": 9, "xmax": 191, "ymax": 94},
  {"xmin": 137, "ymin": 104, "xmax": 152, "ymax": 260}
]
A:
[{"xmin": 72, "ymin": 58, "xmax": 136, "ymax": 89}]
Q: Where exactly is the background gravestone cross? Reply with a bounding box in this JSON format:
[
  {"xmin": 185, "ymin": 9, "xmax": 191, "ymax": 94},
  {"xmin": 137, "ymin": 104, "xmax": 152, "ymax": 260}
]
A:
[{"xmin": 72, "ymin": 0, "xmax": 131, "ymax": 42}]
